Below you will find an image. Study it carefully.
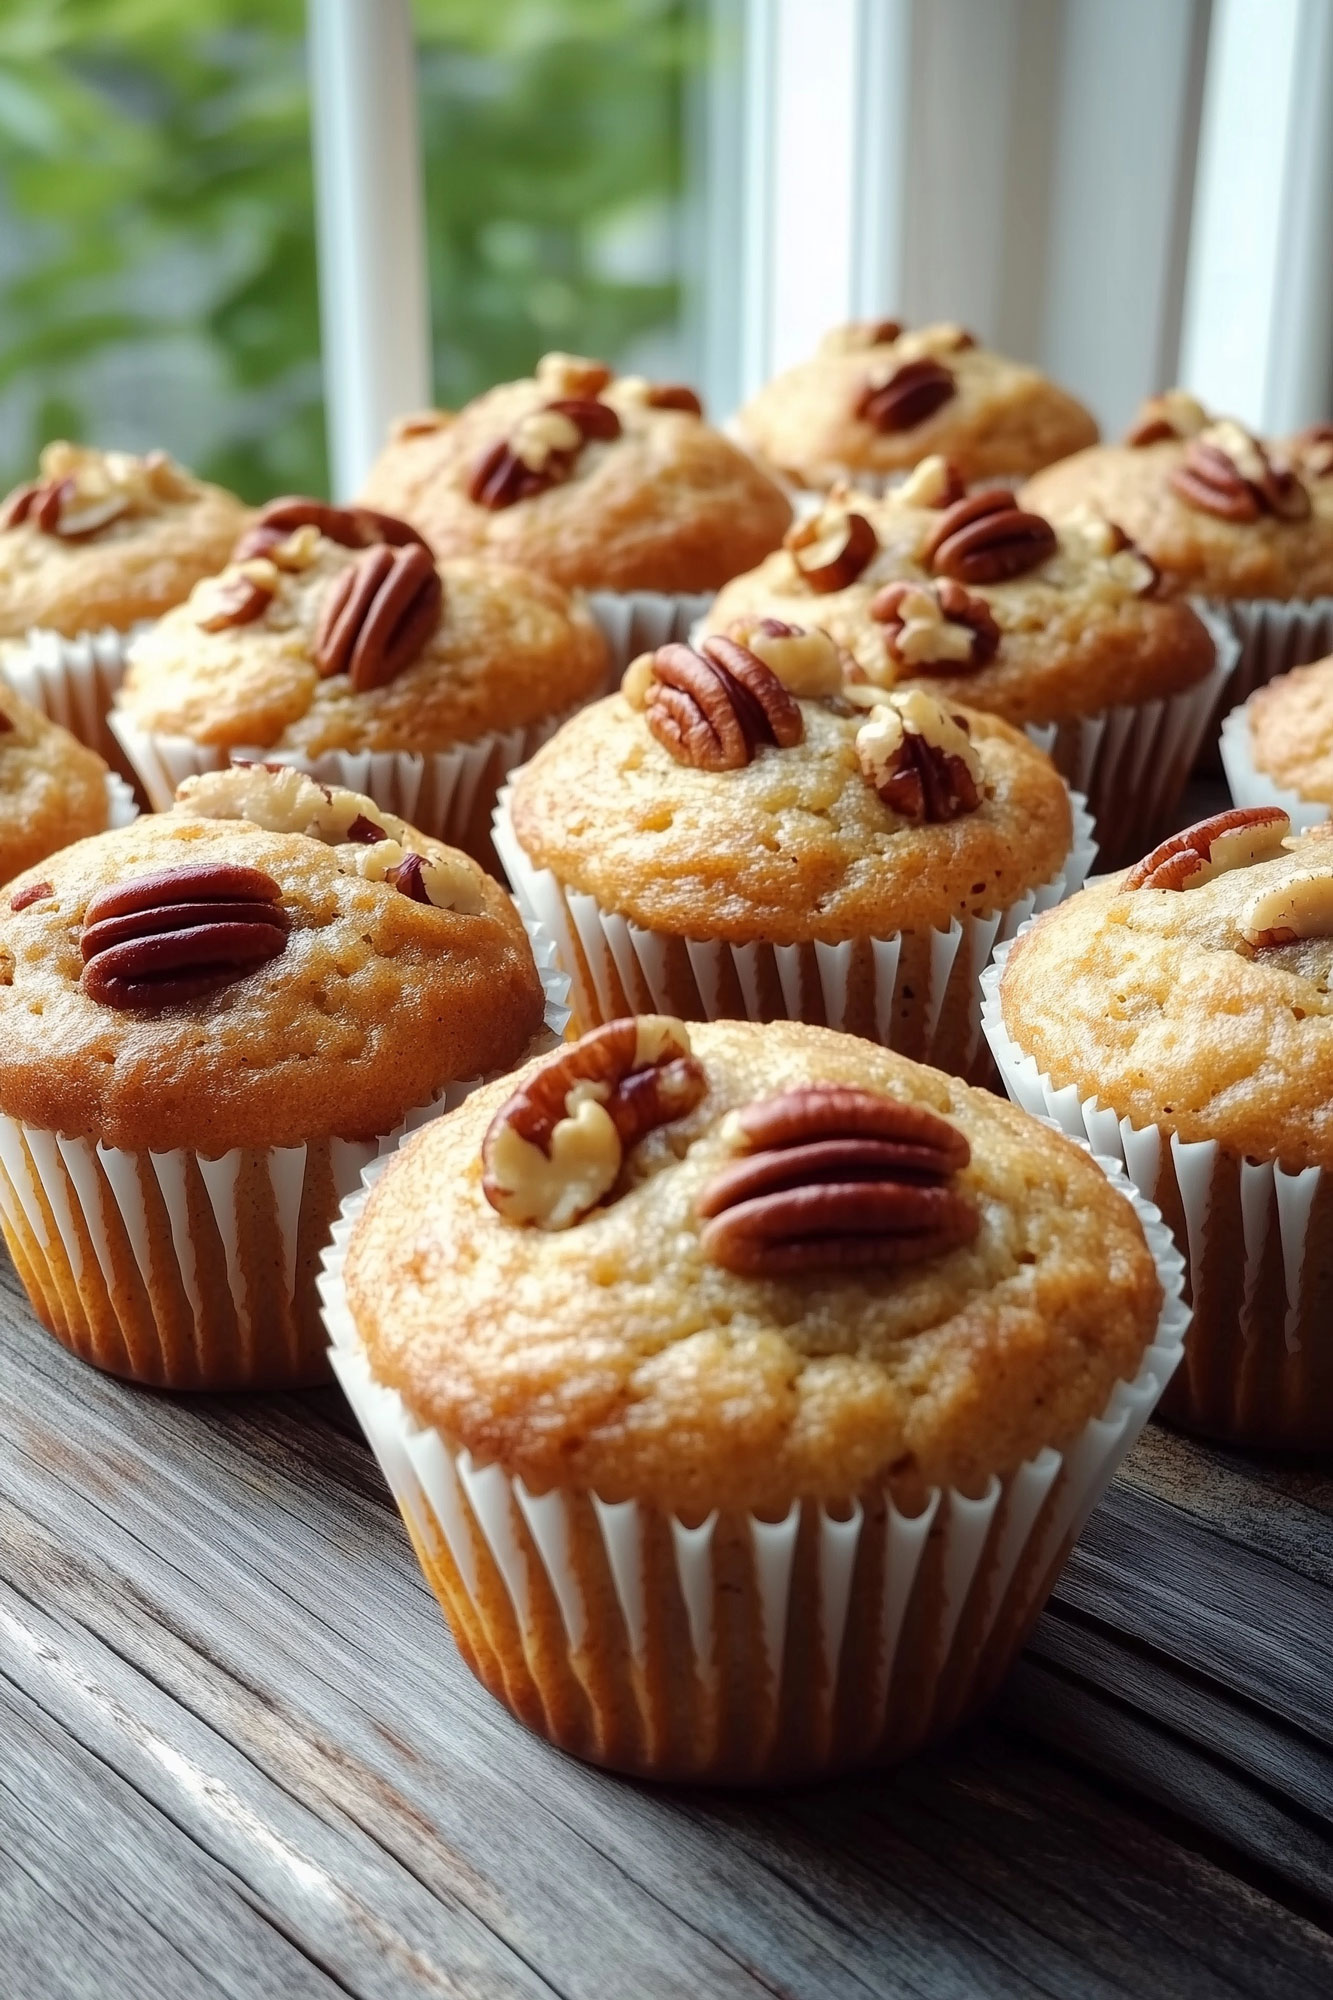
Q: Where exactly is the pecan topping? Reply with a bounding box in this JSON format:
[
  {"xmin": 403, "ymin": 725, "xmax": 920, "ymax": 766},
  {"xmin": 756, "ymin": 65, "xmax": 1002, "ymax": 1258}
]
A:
[
  {"xmin": 642, "ymin": 382, "xmax": 703, "ymax": 415},
  {"xmin": 724, "ymin": 618, "xmax": 844, "ymax": 698},
  {"xmin": 1240, "ymin": 870, "xmax": 1333, "ymax": 949},
  {"xmin": 314, "ymin": 543, "xmax": 443, "ymax": 691},
  {"xmin": 1125, "ymin": 390, "xmax": 1208, "ymax": 447},
  {"xmin": 1289, "ymin": 424, "xmax": 1333, "ymax": 480},
  {"xmin": 857, "ymin": 358, "xmax": 957, "ymax": 433},
  {"xmin": 640, "ymin": 637, "xmax": 804, "ymax": 771},
  {"xmin": 896, "ymin": 455, "xmax": 966, "ymax": 509},
  {"xmin": 195, "ymin": 563, "xmax": 276, "ymax": 633},
  {"xmin": 535, "ymin": 352, "xmax": 614, "ymax": 398},
  {"xmin": 11, "ymin": 881, "xmax": 52, "ymax": 912},
  {"xmin": 233, "ymin": 496, "xmax": 429, "ymax": 562},
  {"xmin": 1123, "ymin": 806, "xmax": 1290, "ymax": 891},
  {"xmin": 80, "ymin": 863, "xmax": 290, "ymax": 1011},
  {"xmin": 786, "ymin": 505, "xmax": 879, "ymax": 591},
  {"xmin": 482, "ymin": 1015, "xmax": 707, "ymax": 1230},
  {"xmin": 820, "ymin": 319, "xmax": 904, "ymax": 354},
  {"xmin": 0, "ymin": 477, "xmax": 128, "ymax": 540},
  {"xmin": 925, "ymin": 489, "xmax": 1057, "ymax": 584},
  {"xmin": 698, "ymin": 1085, "xmax": 978, "ymax": 1276},
  {"xmin": 856, "ymin": 689, "xmax": 983, "ymax": 822},
  {"xmin": 870, "ymin": 580, "xmax": 1000, "ymax": 673},
  {"xmin": 468, "ymin": 397, "xmax": 621, "ymax": 509},
  {"xmin": 1169, "ymin": 423, "xmax": 1310, "ymax": 523}
]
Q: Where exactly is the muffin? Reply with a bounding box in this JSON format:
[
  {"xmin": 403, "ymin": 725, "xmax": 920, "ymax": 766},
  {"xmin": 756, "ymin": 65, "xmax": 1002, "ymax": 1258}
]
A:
[
  {"xmin": 0, "ymin": 680, "xmax": 136, "ymax": 884},
  {"xmin": 110, "ymin": 501, "xmax": 609, "ymax": 865},
  {"xmin": 357, "ymin": 352, "xmax": 792, "ymax": 662},
  {"xmin": 1022, "ymin": 394, "xmax": 1333, "ymax": 710},
  {"xmin": 322, "ymin": 1015, "xmax": 1184, "ymax": 1782},
  {"xmin": 0, "ymin": 441, "xmax": 249, "ymax": 765},
  {"xmin": 705, "ymin": 460, "xmax": 1228, "ymax": 861},
  {"xmin": 494, "ymin": 623, "xmax": 1093, "ymax": 1080},
  {"xmin": 1220, "ymin": 653, "xmax": 1333, "ymax": 833},
  {"xmin": 733, "ymin": 320, "xmax": 1098, "ymax": 495},
  {"xmin": 0, "ymin": 762, "xmax": 555, "ymax": 1389},
  {"xmin": 984, "ymin": 806, "xmax": 1333, "ymax": 1447}
]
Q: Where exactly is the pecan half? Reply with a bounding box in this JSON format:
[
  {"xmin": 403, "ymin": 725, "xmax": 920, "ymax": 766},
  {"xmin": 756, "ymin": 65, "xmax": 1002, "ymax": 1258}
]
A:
[
  {"xmin": 856, "ymin": 689, "xmax": 983, "ymax": 822},
  {"xmin": 786, "ymin": 505, "xmax": 879, "ymax": 591},
  {"xmin": 856, "ymin": 358, "xmax": 956, "ymax": 433},
  {"xmin": 482, "ymin": 1015, "xmax": 707, "ymax": 1230},
  {"xmin": 1169, "ymin": 424, "xmax": 1311, "ymax": 523},
  {"xmin": 698, "ymin": 1085, "xmax": 978, "ymax": 1276},
  {"xmin": 0, "ymin": 477, "xmax": 127, "ymax": 540},
  {"xmin": 467, "ymin": 397, "xmax": 621, "ymax": 509},
  {"xmin": 643, "ymin": 636, "xmax": 804, "ymax": 771},
  {"xmin": 233, "ymin": 496, "xmax": 429, "ymax": 562},
  {"xmin": 80, "ymin": 863, "xmax": 290, "ymax": 1011},
  {"xmin": 1122, "ymin": 806, "xmax": 1290, "ymax": 891},
  {"xmin": 870, "ymin": 579, "xmax": 1000, "ymax": 673},
  {"xmin": 925, "ymin": 489, "xmax": 1057, "ymax": 584},
  {"xmin": 314, "ymin": 543, "xmax": 443, "ymax": 691}
]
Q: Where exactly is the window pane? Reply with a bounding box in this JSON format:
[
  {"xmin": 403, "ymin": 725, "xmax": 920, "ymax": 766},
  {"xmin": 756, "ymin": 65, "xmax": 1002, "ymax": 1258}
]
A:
[
  {"xmin": 413, "ymin": 0, "xmax": 707, "ymax": 405},
  {"xmin": 0, "ymin": 1, "xmax": 325, "ymax": 500}
]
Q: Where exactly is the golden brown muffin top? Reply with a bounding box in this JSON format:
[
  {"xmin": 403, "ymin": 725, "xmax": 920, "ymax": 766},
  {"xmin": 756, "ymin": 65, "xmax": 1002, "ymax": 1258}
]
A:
[
  {"xmin": 1247, "ymin": 654, "xmax": 1333, "ymax": 804},
  {"xmin": 0, "ymin": 680, "xmax": 110, "ymax": 887},
  {"xmin": 733, "ymin": 321, "xmax": 1098, "ymax": 491},
  {"xmin": 356, "ymin": 353, "xmax": 792, "ymax": 593},
  {"xmin": 705, "ymin": 461, "xmax": 1215, "ymax": 726},
  {"xmin": 345, "ymin": 1017, "xmax": 1161, "ymax": 1514},
  {"xmin": 509, "ymin": 636, "xmax": 1074, "ymax": 943},
  {"xmin": 0, "ymin": 764, "xmax": 544, "ymax": 1153},
  {"xmin": 1001, "ymin": 809, "xmax": 1333, "ymax": 1168},
  {"xmin": 0, "ymin": 442, "xmax": 249, "ymax": 639},
  {"xmin": 117, "ymin": 524, "xmax": 608, "ymax": 755},
  {"xmin": 1021, "ymin": 397, "xmax": 1333, "ymax": 600}
]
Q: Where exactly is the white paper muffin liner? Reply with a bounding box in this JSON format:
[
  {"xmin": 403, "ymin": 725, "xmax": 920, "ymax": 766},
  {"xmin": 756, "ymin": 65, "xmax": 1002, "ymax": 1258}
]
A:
[
  {"xmin": 1, "ymin": 623, "xmax": 147, "ymax": 772},
  {"xmin": 0, "ymin": 931, "xmax": 569, "ymax": 1391},
  {"xmin": 104, "ymin": 772, "xmax": 139, "ymax": 830},
  {"xmin": 107, "ymin": 706, "xmax": 576, "ymax": 872},
  {"xmin": 981, "ymin": 936, "xmax": 1333, "ymax": 1447},
  {"xmin": 1206, "ymin": 595, "xmax": 1333, "ymax": 711},
  {"xmin": 1218, "ymin": 694, "xmax": 1330, "ymax": 832},
  {"xmin": 492, "ymin": 781, "xmax": 1095, "ymax": 1083},
  {"xmin": 584, "ymin": 591, "xmax": 716, "ymax": 691},
  {"xmin": 318, "ymin": 1137, "xmax": 1185, "ymax": 1781}
]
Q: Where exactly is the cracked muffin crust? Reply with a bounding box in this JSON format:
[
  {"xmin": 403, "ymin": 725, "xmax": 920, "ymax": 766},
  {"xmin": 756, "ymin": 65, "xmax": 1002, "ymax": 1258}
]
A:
[
  {"xmin": 705, "ymin": 463, "xmax": 1215, "ymax": 727},
  {"xmin": 117, "ymin": 524, "xmax": 608, "ymax": 756},
  {"xmin": 344, "ymin": 1017, "xmax": 1160, "ymax": 1517},
  {"xmin": 733, "ymin": 321, "xmax": 1098, "ymax": 492},
  {"xmin": 356, "ymin": 353, "xmax": 792, "ymax": 593},
  {"xmin": 0, "ymin": 441, "xmax": 249, "ymax": 638},
  {"xmin": 0, "ymin": 765, "xmax": 545, "ymax": 1154},
  {"xmin": 0, "ymin": 681, "xmax": 112, "ymax": 884}
]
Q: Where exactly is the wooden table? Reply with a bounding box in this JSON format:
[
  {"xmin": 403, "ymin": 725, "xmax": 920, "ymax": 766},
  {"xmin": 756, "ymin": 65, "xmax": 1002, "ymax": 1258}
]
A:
[{"xmin": 3, "ymin": 1237, "xmax": 1330, "ymax": 2000}]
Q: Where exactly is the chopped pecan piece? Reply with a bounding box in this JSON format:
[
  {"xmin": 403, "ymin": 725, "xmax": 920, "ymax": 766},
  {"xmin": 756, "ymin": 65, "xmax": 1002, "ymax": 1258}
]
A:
[
  {"xmin": 1288, "ymin": 424, "xmax": 1333, "ymax": 480},
  {"xmin": 1122, "ymin": 806, "xmax": 1290, "ymax": 891},
  {"xmin": 819, "ymin": 319, "xmax": 904, "ymax": 355},
  {"xmin": 196, "ymin": 562, "xmax": 277, "ymax": 633},
  {"xmin": 697, "ymin": 1085, "xmax": 978, "ymax": 1276},
  {"xmin": 857, "ymin": 689, "xmax": 983, "ymax": 822},
  {"xmin": 482, "ymin": 1015, "xmax": 707, "ymax": 1230},
  {"xmin": 314, "ymin": 543, "xmax": 443, "ymax": 691},
  {"xmin": 870, "ymin": 579, "xmax": 1000, "ymax": 673},
  {"xmin": 786, "ymin": 505, "xmax": 879, "ymax": 591},
  {"xmin": 1240, "ymin": 870, "xmax": 1333, "ymax": 948},
  {"xmin": 856, "ymin": 358, "xmax": 957, "ymax": 433},
  {"xmin": 641, "ymin": 636, "xmax": 804, "ymax": 771},
  {"xmin": 1125, "ymin": 390, "xmax": 1209, "ymax": 447},
  {"xmin": 535, "ymin": 352, "xmax": 614, "ymax": 398},
  {"xmin": 80, "ymin": 863, "xmax": 290, "ymax": 1010},
  {"xmin": 11, "ymin": 881, "xmax": 52, "ymax": 912},
  {"xmin": 0, "ymin": 476, "xmax": 127, "ymax": 540},
  {"xmin": 1169, "ymin": 423, "xmax": 1310, "ymax": 523},
  {"xmin": 724, "ymin": 618, "xmax": 844, "ymax": 698},
  {"xmin": 925, "ymin": 489, "xmax": 1057, "ymax": 584},
  {"xmin": 642, "ymin": 382, "xmax": 703, "ymax": 415},
  {"xmin": 468, "ymin": 396, "xmax": 621, "ymax": 509},
  {"xmin": 896, "ymin": 455, "xmax": 966, "ymax": 510},
  {"xmin": 233, "ymin": 496, "xmax": 429, "ymax": 562}
]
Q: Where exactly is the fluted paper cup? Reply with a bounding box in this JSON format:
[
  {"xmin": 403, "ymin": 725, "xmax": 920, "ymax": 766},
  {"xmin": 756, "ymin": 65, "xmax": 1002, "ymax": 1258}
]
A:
[
  {"xmin": 108, "ymin": 707, "xmax": 578, "ymax": 875},
  {"xmin": 0, "ymin": 946, "xmax": 569, "ymax": 1392},
  {"xmin": 585, "ymin": 591, "xmax": 715, "ymax": 692},
  {"xmin": 982, "ymin": 938, "xmax": 1332, "ymax": 1448},
  {"xmin": 1218, "ymin": 696, "xmax": 1329, "ymax": 833},
  {"xmin": 1207, "ymin": 597, "xmax": 1333, "ymax": 710},
  {"xmin": 1, "ymin": 623, "xmax": 147, "ymax": 778},
  {"xmin": 319, "ymin": 1143, "xmax": 1185, "ymax": 1783},
  {"xmin": 1024, "ymin": 605, "xmax": 1238, "ymax": 866},
  {"xmin": 104, "ymin": 772, "xmax": 138, "ymax": 830},
  {"xmin": 493, "ymin": 783, "xmax": 1096, "ymax": 1085}
]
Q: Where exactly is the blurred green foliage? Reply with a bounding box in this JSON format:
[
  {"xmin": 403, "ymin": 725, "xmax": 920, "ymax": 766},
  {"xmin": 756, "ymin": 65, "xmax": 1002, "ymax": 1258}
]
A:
[{"xmin": 0, "ymin": 0, "xmax": 694, "ymax": 501}]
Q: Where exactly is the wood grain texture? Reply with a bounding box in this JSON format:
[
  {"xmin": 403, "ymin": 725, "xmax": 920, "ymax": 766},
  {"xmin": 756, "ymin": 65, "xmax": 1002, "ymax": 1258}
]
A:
[{"xmin": 0, "ymin": 1247, "xmax": 1329, "ymax": 2000}]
